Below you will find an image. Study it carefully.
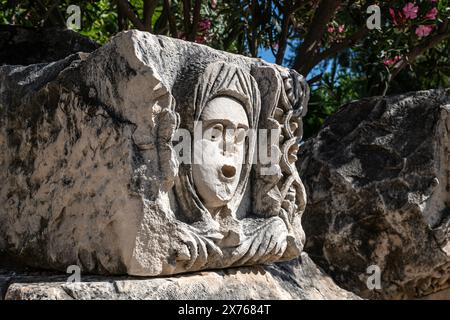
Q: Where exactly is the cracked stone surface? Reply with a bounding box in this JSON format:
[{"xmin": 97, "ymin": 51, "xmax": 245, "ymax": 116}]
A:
[{"xmin": 299, "ymin": 89, "xmax": 450, "ymax": 299}]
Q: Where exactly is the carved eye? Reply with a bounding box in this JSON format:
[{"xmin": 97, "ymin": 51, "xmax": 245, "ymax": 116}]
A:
[
  {"xmin": 208, "ymin": 124, "xmax": 223, "ymax": 141},
  {"xmin": 235, "ymin": 128, "xmax": 247, "ymax": 144}
]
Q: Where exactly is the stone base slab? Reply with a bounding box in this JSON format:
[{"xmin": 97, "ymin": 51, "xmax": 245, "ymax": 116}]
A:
[{"xmin": 1, "ymin": 253, "xmax": 358, "ymax": 300}]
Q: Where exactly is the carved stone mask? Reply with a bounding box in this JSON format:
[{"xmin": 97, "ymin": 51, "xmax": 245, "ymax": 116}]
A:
[
  {"xmin": 174, "ymin": 61, "xmax": 260, "ymax": 224},
  {"xmin": 192, "ymin": 96, "xmax": 249, "ymax": 213}
]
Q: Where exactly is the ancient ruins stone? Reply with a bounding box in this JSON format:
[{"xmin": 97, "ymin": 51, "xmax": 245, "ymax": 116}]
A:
[
  {"xmin": 1, "ymin": 253, "xmax": 359, "ymax": 300},
  {"xmin": 0, "ymin": 30, "xmax": 309, "ymax": 277},
  {"xmin": 0, "ymin": 26, "xmax": 99, "ymax": 65},
  {"xmin": 299, "ymin": 89, "xmax": 450, "ymax": 299}
]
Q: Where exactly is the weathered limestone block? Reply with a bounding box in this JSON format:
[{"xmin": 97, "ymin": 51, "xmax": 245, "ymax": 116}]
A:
[
  {"xmin": 1, "ymin": 253, "xmax": 359, "ymax": 300},
  {"xmin": 299, "ymin": 89, "xmax": 450, "ymax": 299},
  {"xmin": 0, "ymin": 30, "xmax": 309, "ymax": 277}
]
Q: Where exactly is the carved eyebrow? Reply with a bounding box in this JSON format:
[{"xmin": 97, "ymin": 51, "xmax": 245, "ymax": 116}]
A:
[
  {"xmin": 202, "ymin": 119, "xmax": 230, "ymax": 127},
  {"xmin": 203, "ymin": 119, "xmax": 248, "ymax": 130}
]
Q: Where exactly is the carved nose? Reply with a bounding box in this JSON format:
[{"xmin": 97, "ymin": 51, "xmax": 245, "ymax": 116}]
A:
[{"xmin": 221, "ymin": 165, "xmax": 236, "ymax": 178}]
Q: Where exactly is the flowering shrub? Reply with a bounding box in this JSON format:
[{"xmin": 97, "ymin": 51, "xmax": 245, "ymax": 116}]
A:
[
  {"xmin": 304, "ymin": 0, "xmax": 449, "ymax": 137},
  {"xmin": 1, "ymin": 0, "xmax": 448, "ymax": 138},
  {"xmin": 381, "ymin": 0, "xmax": 446, "ymax": 68}
]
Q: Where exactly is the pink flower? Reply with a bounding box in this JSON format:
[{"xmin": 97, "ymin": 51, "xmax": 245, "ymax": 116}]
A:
[
  {"xmin": 402, "ymin": 3, "xmax": 419, "ymax": 19},
  {"xmin": 383, "ymin": 58, "xmax": 394, "ymax": 66},
  {"xmin": 327, "ymin": 25, "xmax": 335, "ymax": 33},
  {"xmin": 211, "ymin": 0, "xmax": 218, "ymax": 9},
  {"xmin": 198, "ymin": 19, "xmax": 212, "ymax": 31},
  {"xmin": 338, "ymin": 25, "xmax": 345, "ymax": 33},
  {"xmin": 415, "ymin": 24, "xmax": 434, "ymax": 37},
  {"xmin": 425, "ymin": 7, "xmax": 437, "ymax": 19},
  {"xmin": 383, "ymin": 55, "xmax": 401, "ymax": 66},
  {"xmin": 389, "ymin": 8, "xmax": 398, "ymax": 25},
  {"xmin": 390, "ymin": 8, "xmax": 408, "ymax": 26}
]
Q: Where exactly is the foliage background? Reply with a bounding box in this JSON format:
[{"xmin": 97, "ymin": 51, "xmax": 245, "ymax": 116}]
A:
[{"xmin": 1, "ymin": 0, "xmax": 449, "ymax": 138}]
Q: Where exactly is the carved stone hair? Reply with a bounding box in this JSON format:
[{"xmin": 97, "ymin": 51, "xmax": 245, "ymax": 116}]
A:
[{"xmin": 174, "ymin": 62, "xmax": 261, "ymax": 225}]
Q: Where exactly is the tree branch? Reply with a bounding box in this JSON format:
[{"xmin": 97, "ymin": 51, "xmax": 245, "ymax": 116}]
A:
[
  {"xmin": 165, "ymin": 0, "xmax": 178, "ymax": 37},
  {"xmin": 391, "ymin": 20, "xmax": 450, "ymax": 79},
  {"xmin": 188, "ymin": 0, "xmax": 202, "ymax": 41},
  {"xmin": 275, "ymin": 6, "xmax": 291, "ymax": 64},
  {"xmin": 154, "ymin": 5, "xmax": 169, "ymax": 34},
  {"xmin": 307, "ymin": 73, "xmax": 323, "ymax": 85},
  {"xmin": 36, "ymin": 0, "xmax": 64, "ymax": 27},
  {"xmin": 248, "ymin": 0, "xmax": 261, "ymax": 57},
  {"xmin": 182, "ymin": 0, "xmax": 191, "ymax": 37},
  {"xmin": 143, "ymin": 0, "xmax": 157, "ymax": 32},
  {"xmin": 316, "ymin": 27, "xmax": 369, "ymax": 64},
  {"xmin": 116, "ymin": 0, "xmax": 146, "ymax": 31},
  {"xmin": 274, "ymin": 0, "xmax": 306, "ymax": 65},
  {"xmin": 117, "ymin": 3, "xmax": 128, "ymax": 30},
  {"xmin": 293, "ymin": 0, "xmax": 341, "ymax": 75}
]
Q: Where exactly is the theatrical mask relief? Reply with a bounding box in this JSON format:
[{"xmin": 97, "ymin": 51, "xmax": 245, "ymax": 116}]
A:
[{"xmin": 0, "ymin": 31, "xmax": 308, "ymax": 276}]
